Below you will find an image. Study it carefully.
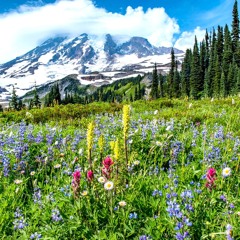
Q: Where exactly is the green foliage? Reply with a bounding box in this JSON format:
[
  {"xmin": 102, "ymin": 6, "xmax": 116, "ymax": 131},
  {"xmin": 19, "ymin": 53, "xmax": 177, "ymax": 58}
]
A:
[
  {"xmin": 165, "ymin": 2, "xmax": 240, "ymax": 100},
  {"xmin": 150, "ymin": 63, "xmax": 159, "ymax": 100},
  {"xmin": 0, "ymin": 98, "xmax": 240, "ymax": 239},
  {"xmin": 167, "ymin": 48, "xmax": 175, "ymax": 98},
  {"xmin": 190, "ymin": 37, "xmax": 202, "ymax": 99},
  {"xmin": 232, "ymin": 0, "xmax": 239, "ymax": 53},
  {"xmin": 45, "ymin": 83, "xmax": 61, "ymax": 106},
  {"xmin": 9, "ymin": 85, "xmax": 19, "ymax": 111}
]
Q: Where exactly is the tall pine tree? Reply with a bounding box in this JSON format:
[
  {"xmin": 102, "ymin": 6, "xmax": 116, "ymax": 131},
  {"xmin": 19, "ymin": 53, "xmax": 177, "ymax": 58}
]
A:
[
  {"xmin": 159, "ymin": 72, "xmax": 164, "ymax": 98},
  {"xmin": 190, "ymin": 37, "xmax": 201, "ymax": 99},
  {"xmin": 32, "ymin": 83, "xmax": 41, "ymax": 108},
  {"xmin": 150, "ymin": 63, "xmax": 159, "ymax": 99},
  {"xmin": 232, "ymin": 0, "xmax": 239, "ymax": 53},
  {"xmin": 10, "ymin": 85, "xmax": 18, "ymax": 110},
  {"xmin": 168, "ymin": 48, "xmax": 175, "ymax": 98},
  {"xmin": 181, "ymin": 49, "xmax": 192, "ymax": 97}
]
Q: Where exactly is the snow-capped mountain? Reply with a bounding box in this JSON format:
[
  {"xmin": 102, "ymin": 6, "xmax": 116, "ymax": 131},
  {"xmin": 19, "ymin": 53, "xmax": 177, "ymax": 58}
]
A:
[{"xmin": 0, "ymin": 33, "xmax": 184, "ymax": 101}]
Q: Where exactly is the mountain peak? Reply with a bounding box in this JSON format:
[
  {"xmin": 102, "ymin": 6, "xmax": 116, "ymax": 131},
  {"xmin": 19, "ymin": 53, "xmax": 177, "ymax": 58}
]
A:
[{"xmin": 0, "ymin": 33, "xmax": 184, "ymax": 99}]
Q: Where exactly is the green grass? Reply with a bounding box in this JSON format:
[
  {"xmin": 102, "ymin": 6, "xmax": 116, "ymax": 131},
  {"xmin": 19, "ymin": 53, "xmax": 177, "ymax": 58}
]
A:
[{"xmin": 0, "ymin": 98, "xmax": 239, "ymax": 239}]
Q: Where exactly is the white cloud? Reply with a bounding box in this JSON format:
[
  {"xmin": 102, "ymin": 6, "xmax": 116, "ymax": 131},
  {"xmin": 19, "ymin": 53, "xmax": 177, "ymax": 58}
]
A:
[
  {"xmin": 0, "ymin": 0, "xmax": 180, "ymax": 63},
  {"xmin": 174, "ymin": 27, "xmax": 206, "ymax": 51}
]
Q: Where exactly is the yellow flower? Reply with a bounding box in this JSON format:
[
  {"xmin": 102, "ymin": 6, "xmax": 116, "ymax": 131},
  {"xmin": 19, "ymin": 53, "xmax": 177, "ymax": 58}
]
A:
[
  {"xmin": 110, "ymin": 141, "xmax": 115, "ymax": 151},
  {"xmin": 122, "ymin": 105, "xmax": 130, "ymax": 139},
  {"xmin": 87, "ymin": 121, "xmax": 95, "ymax": 159},
  {"xmin": 30, "ymin": 171, "xmax": 36, "ymax": 176},
  {"xmin": 98, "ymin": 135, "xmax": 104, "ymax": 153},
  {"xmin": 114, "ymin": 139, "xmax": 119, "ymax": 160}
]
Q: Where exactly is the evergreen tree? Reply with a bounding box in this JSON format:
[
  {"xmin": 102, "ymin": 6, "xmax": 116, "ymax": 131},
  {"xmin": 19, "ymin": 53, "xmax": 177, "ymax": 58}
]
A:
[
  {"xmin": 222, "ymin": 24, "xmax": 233, "ymax": 81},
  {"xmin": 0, "ymin": 104, "xmax": 3, "ymax": 112},
  {"xmin": 53, "ymin": 83, "xmax": 61, "ymax": 104},
  {"xmin": 10, "ymin": 85, "xmax": 18, "ymax": 110},
  {"xmin": 207, "ymin": 29, "xmax": 217, "ymax": 97},
  {"xmin": 199, "ymin": 41, "xmax": 206, "ymax": 92},
  {"xmin": 134, "ymin": 87, "xmax": 138, "ymax": 101},
  {"xmin": 232, "ymin": 0, "xmax": 239, "ymax": 53},
  {"xmin": 219, "ymin": 71, "xmax": 226, "ymax": 98},
  {"xmin": 150, "ymin": 63, "xmax": 159, "ymax": 99},
  {"xmin": 181, "ymin": 49, "xmax": 192, "ymax": 97},
  {"xmin": 216, "ymin": 26, "xmax": 224, "ymax": 64},
  {"xmin": 168, "ymin": 48, "xmax": 175, "ymax": 98},
  {"xmin": 44, "ymin": 83, "xmax": 61, "ymax": 106},
  {"xmin": 173, "ymin": 60, "xmax": 180, "ymax": 98},
  {"xmin": 190, "ymin": 37, "xmax": 202, "ymax": 99},
  {"xmin": 18, "ymin": 99, "xmax": 23, "ymax": 110},
  {"xmin": 205, "ymin": 30, "xmax": 210, "ymax": 69},
  {"xmin": 237, "ymin": 68, "xmax": 240, "ymax": 92},
  {"xmin": 138, "ymin": 81, "xmax": 141, "ymax": 99},
  {"xmin": 227, "ymin": 63, "xmax": 235, "ymax": 95},
  {"xmin": 213, "ymin": 53, "xmax": 221, "ymax": 98},
  {"xmin": 203, "ymin": 70, "xmax": 210, "ymax": 97},
  {"xmin": 159, "ymin": 72, "xmax": 164, "ymax": 97},
  {"xmin": 229, "ymin": 63, "xmax": 238, "ymax": 95},
  {"xmin": 32, "ymin": 84, "xmax": 41, "ymax": 108}
]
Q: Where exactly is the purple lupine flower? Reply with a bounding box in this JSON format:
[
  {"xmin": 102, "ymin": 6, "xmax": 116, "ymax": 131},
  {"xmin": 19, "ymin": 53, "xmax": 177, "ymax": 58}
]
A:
[
  {"xmin": 2, "ymin": 155, "xmax": 10, "ymax": 176},
  {"xmin": 226, "ymin": 224, "xmax": 233, "ymax": 240},
  {"xmin": 30, "ymin": 232, "xmax": 42, "ymax": 239},
  {"xmin": 35, "ymin": 133, "xmax": 44, "ymax": 143},
  {"xmin": 139, "ymin": 235, "xmax": 152, "ymax": 240},
  {"xmin": 51, "ymin": 209, "xmax": 63, "ymax": 222},
  {"xmin": 33, "ymin": 188, "xmax": 42, "ymax": 205},
  {"xmin": 129, "ymin": 212, "xmax": 138, "ymax": 219},
  {"xmin": 220, "ymin": 195, "xmax": 227, "ymax": 202},
  {"xmin": 13, "ymin": 208, "xmax": 28, "ymax": 230},
  {"xmin": 152, "ymin": 190, "xmax": 162, "ymax": 197}
]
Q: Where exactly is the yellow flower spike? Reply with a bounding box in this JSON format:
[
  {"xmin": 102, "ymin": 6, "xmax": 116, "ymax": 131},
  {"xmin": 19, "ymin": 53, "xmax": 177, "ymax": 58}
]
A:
[
  {"xmin": 114, "ymin": 139, "xmax": 120, "ymax": 161},
  {"xmin": 123, "ymin": 105, "xmax": 130, "ymax": 139},
  {"xmin": 98, "ymin": 135, "xmax": 104, "ymax": 153},
  {"xmin": 110, "ymin": 141, "xmax": 115, "ymax": 152},
  {"xmin": 122, "ymin": 105, "xmax": 131, "ymax": 173},
  {"xmin": 86, "ymin": 121, "xmax": 95, "ymax": 168}
]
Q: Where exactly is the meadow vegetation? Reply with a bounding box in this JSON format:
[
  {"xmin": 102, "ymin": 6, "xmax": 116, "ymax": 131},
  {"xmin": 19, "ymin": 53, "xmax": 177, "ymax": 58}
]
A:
[{"xmin": 0, "ymin": 98, "xmax": 239, "ymax": 239}]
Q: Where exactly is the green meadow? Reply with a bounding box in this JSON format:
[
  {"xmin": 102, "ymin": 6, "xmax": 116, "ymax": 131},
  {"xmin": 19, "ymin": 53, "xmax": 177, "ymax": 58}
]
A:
[{"xmin": 0, "ymin": 98, "xmax": 239, "ymax": 239}]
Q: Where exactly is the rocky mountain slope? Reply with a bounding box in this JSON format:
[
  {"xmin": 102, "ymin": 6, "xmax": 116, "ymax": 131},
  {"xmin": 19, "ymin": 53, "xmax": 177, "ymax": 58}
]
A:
[{"xmin": 0, "ymin": 33, "xmax": 184, "ymax": 101}]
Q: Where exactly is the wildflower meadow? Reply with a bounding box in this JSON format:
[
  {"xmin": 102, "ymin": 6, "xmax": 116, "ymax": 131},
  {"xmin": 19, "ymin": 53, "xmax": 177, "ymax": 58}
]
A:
[{"xmin": 0, "ymin": 98, "xmax": 239, "ymax": 239}]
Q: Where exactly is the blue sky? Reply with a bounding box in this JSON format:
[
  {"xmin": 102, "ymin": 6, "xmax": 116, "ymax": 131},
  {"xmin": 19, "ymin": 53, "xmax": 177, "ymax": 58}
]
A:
[{"xmin": 0, "ymin": 0, "xmax": 237, "ymax": 63}]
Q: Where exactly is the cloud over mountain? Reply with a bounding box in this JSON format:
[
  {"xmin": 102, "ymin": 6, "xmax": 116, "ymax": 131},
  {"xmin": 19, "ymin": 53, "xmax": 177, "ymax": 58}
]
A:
[{"xmin": 0, "ymin": 0, "xmax": 181, "ymax": 63}]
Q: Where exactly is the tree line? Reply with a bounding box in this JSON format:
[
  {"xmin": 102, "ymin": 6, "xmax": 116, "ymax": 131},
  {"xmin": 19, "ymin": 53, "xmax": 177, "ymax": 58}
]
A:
[{"xmin": 150, "ymin": 0, "xmax": 240, "ymax": 99}]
